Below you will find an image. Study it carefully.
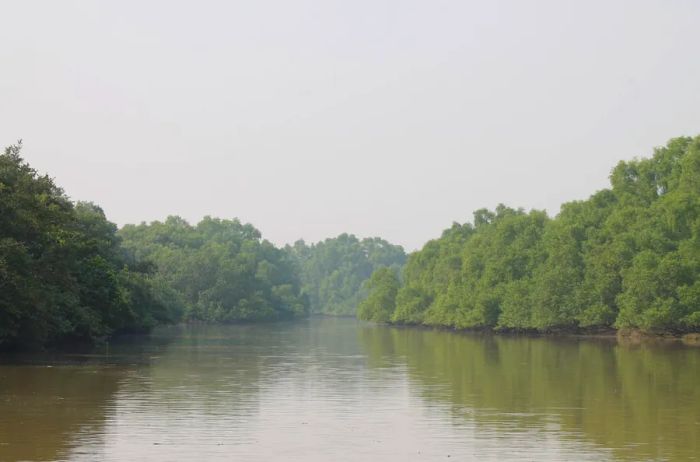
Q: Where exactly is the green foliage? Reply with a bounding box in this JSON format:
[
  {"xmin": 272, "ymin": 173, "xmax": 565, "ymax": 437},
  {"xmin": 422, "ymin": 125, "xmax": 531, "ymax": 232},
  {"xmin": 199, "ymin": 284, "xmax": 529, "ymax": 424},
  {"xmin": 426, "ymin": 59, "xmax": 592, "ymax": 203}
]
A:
[
  {"xmin": 357, "ymin": 267, "xmax": 400, "ymax": 322},
  {"xmin": 5, "ymin": 134, "xmax": 699, "ymax": 347},
  {"xmin": 119, "ymin": 217, "xmax": 308, "ymax": 323},
  {"xmin": 0, "ymin": 143, "xmax": 175, "ymax": 349},
  {"xmin": 285, "ymin": 234, "xmax": 406, "ymax": 315},
  {"xmin": 363, "ymin": 135, "xmax": 700, "ymax": 333}
]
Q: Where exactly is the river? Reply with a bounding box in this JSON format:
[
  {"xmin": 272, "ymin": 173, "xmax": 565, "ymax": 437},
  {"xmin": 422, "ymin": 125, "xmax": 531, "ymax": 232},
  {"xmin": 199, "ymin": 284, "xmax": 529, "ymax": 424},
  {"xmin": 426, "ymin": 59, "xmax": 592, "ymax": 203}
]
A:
[{"xmin": 0, "ymin": 317, "xmax": 698, "ymax": 461}]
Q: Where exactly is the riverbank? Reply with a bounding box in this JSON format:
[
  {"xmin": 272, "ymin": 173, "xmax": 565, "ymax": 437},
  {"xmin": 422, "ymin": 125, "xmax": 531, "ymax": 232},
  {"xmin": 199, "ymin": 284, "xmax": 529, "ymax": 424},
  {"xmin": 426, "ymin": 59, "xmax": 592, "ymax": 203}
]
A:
[{"xmin": 372, "ymin": 321, "xmax": 700, "ymax": 346}]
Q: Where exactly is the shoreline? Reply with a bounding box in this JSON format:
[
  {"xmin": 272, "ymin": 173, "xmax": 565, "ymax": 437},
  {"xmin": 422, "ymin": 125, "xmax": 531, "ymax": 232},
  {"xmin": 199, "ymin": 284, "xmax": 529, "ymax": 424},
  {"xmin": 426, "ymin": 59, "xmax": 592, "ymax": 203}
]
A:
[
  {"xmin": 4, "ymin": 317, "xmax": 699, "ymax": 354},
  {"xmin": 373, "ymin": 321, "xmax": 700, "ymax": 346}
]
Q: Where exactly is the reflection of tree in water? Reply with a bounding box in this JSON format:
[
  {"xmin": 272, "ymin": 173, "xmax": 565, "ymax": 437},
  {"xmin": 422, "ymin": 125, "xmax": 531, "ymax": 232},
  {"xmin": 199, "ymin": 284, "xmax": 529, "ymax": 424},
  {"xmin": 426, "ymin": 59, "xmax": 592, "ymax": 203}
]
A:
[
  {"xmin": 60, "ymin": 318, "xmax": 374, "ymax": 459},
  {"xmin": 138, "ymin": 318, "xmax": 376, "ymax": 408},
  {"xmin": 4, "ymin": 319, "xmax": 695, "ymax": 461},
  {"xmin": 0, "ymin": 364, "xmax": 121, "ymax": 462},
  {"xmin": 357, "ymin": 325, "xmax": 700, "ymax": 461},
  {"xmin": 0, "ymin": 333, "xmax": 176, "ymax": 462},
  {"xmin": 0, "ymin": 318, "xmax": 378, "ymax": 461}
]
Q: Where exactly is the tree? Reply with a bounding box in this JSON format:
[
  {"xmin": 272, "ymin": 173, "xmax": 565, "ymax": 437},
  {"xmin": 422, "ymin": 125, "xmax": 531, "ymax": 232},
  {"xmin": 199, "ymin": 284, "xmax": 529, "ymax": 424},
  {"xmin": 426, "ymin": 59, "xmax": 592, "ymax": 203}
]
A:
[
  {"xmin": 119, "ymin": 216, "xmax": 309, "ymax": 323},
  {"xmin": 0, "ymin": 143, "xmax": 176, "ymax": 349},
  {"xmin": 364, "ymin": 135, "xmax": 700, "ymax": 334},
  {"xmin": 357, "ymin": 267, "xmax": 400, "ymax": 323},
  {"xmin": 286, "ymin": 234, "xmax": 405, "ymax": 315}
]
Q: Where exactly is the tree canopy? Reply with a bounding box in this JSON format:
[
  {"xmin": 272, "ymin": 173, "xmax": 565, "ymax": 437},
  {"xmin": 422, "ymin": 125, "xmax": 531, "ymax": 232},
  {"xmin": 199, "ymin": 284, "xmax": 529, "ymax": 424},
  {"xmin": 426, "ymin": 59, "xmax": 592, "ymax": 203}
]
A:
[
  {"xmin": 286, "ymin": 234, "xmax": 406, "ymax": 315},
  {"xmin": 0, "ymin": 142, "xmax": 178, "ymax": 349},
  {"xmin": 360, "ymin": 136, "xmax": 700, "ymax": 334},
  {"xmin": 3, "ymin": 134, "xmax": 699, "ymax": 350},
  {"xmin": 119, "ymin": 217, "xmax": 308, "ymax": 323},
  {"xmin": 0, "ymin": 143, "xmax": 309, "ymax": 349}
]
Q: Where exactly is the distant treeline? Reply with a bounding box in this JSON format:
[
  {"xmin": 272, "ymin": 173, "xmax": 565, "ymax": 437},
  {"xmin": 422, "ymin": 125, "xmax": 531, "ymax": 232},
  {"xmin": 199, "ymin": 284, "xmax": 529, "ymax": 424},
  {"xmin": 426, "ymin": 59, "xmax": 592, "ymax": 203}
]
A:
[
  {"xmin": 285, "ymin": 235, "xmax": 406, "ymax": 315},
  {"xmin": 119, "ymin": 217, "xmax": 307, "ymax": 323},
  {"xmin": 359, "ymin": 136, "xmax": 700, "ymax": 334}
]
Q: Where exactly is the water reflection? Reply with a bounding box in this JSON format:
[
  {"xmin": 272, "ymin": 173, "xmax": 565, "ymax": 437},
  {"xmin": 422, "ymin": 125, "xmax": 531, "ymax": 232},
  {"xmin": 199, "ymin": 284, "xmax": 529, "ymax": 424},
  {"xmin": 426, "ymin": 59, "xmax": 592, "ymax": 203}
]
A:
[
  {"xmin": 0, "ymin": 318, "xmax": 698, "ymax": 461},
  {"xmin": 358, "ymin": 324, "xmax": 700, "ymax": 461},
  {"xmin": 0, "ymin": 364, "xmax": 120, "ymax": 461}
]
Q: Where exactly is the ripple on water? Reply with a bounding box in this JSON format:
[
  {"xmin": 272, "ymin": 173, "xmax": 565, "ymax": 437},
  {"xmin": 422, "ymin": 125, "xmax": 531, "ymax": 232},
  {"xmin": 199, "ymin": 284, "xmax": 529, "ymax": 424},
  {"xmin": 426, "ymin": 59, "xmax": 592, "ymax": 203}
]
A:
[{"xmin": 1, "ymin": 318, "xmax": 698, "ymax": 462}]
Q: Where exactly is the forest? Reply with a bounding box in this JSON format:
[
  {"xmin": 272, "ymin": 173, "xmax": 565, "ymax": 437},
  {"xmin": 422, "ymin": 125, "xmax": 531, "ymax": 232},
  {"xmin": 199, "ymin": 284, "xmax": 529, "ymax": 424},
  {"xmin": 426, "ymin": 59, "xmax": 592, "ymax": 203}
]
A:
[
  {"xmin": 2, "ymin": 135, "xmax": 699, "ymax": 349},
  {"xmin": 0, "ymin": 142, "xmax": 402, "ymax": 349},
  {"xmin": 0, "ymin": 142, "xmax": 178, "ymax": 349},
  {"xmin": 359, "ymin": 135, "xmax": 700, "ymax": 333},
  {"xmin": 285, "ymin": 235, "xmax": 405, "ymax": 316},
  {"xmin": 119, "ymin": 217, "xmax": 308, "ymax": 323},
  {"xmin": 0, "ymin": 142, "xmax": 309, "ymax": 349}
]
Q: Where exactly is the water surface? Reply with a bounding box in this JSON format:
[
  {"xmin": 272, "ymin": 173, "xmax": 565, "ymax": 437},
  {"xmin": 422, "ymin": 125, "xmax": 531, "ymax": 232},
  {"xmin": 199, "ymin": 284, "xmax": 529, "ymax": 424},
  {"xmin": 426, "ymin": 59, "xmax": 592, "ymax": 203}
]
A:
[{"xmin": 1, "ymin": 317, "xmax": 698, "ymax": 461}]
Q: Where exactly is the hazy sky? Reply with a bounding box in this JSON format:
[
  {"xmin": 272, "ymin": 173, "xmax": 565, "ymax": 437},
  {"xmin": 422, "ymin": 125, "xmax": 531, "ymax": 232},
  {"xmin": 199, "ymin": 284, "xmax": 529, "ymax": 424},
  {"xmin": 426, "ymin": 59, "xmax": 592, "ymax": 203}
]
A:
[{"xmin": 1, "ymin": 1, "xmax": 699, "ymax": 250}]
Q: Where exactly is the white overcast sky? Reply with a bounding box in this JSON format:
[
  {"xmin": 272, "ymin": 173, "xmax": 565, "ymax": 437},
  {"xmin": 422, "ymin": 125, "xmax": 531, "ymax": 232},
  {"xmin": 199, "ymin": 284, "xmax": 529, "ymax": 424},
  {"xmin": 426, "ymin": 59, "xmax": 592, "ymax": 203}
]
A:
[{"xmin": 1, "ymin": 0, "xmax": 699, "ymax": 250}]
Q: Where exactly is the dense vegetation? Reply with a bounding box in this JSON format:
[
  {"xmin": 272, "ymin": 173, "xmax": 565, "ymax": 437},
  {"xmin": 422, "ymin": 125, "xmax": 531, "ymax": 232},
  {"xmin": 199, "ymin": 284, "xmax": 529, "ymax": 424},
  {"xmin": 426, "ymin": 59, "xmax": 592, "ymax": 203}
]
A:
[
  {"xmin": 359, "ymin": 136, "xmax": 700, "ymax": 334},
  {"xmin": 119, "ymin": 218, "xmax": 308, "ymax": 322},
  {"xmin": 286, "ymin": 235, "xmax": 405, "ymax": 315},
  {"xmin": 3, "ymin": 134, "xmax": 698, "ymax": 350},
  {"xmin": 0, "ymin": 143, "xmax": 309, "ymax": 349},
  {"xmin": 0, "ymin": 143, "xmax": 179, "ymax": 349}
]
